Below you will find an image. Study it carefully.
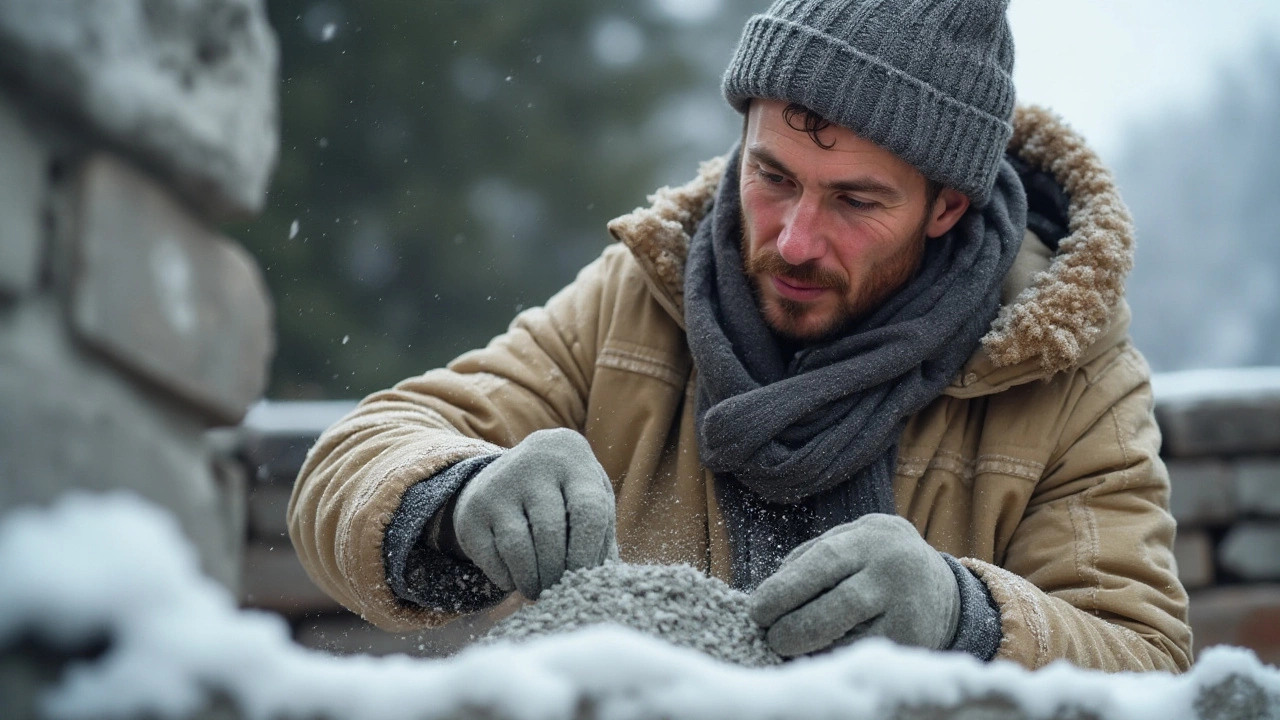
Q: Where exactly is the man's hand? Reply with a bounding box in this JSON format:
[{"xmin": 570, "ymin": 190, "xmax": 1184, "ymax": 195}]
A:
[
  {"xmin": 748, "ymin": 514, "xmax": 960, "ymax": 657},
  {"xmin": 453, "ymin": 428, "xmax": 619, "ymax": 600}
]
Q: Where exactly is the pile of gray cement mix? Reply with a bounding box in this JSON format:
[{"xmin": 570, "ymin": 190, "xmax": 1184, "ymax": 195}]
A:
[{"xmin": 485, "ymin": 562, "xmax": 782, "ymax": 667}]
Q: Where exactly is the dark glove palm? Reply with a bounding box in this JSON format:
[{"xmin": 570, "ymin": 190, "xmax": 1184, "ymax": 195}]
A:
[
  {"xmin": 748, "ymin": 514, "xmax": 959, "ymax": 657},
  {"xmin": 453, "ymin": 428, "xmax": 619, "ymax": 600}
]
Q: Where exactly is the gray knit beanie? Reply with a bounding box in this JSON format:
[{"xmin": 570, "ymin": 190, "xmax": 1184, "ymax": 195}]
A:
[{"xmin": 723, "ymin": 0, "xmax": 1016, "ymax": 206}]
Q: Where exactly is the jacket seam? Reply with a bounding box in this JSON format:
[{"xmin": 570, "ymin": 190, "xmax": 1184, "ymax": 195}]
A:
[
  {"xmin": 342, "ymin": 460, "xmax": 395, "ymax": 610},
  {"xmin": 1045, "ymin": 351, "xmax": 1146, "ymax": 475},
  {"xmin": 1067, "ymin": 495, "xmax": 1082, "ymax": 598},
  {"xmin": 978, "ymin": 454, "xmax": 1045, "ymax": 480},
  {"xmin": 1098, "ymin": 405, "xmax": 1135, "ymax": 612},
  {"xmin": 598, "ymin": 345, "xmax": 687, "ymax": 389},
  {"xmin": 630, "ymin": 251, "xmax": 685, "ymax": 326},
  {"xmin": 1085, "ymin": 342, "xmax": 1144, "ymax": 391},
  {"xmin": 603, "ymin": 341, "xmax": 686, "ymax": 375},
  {"xmin": 1067, "ymin": 492, "xmax": 1101, "ymax": 617},
  {"xmin": 897, "ymin": 450, "xmax": 1043, "ymax": 482},
  {"xmin": 1086, "ymin": 494, "xmax": 1101, "ymax": 616},
  {"xmin": 1110, "ymin": 404, "xmax": 1133, "ymax": 473}
]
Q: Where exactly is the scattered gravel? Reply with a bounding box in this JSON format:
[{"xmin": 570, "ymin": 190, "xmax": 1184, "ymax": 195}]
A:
[{"xmin": 485, "ymin": 562, "xmax": 782, "ymax": 667}]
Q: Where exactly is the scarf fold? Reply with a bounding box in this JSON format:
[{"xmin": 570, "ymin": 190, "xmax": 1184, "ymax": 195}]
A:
[{"xmin": 684, "ymin": 144, "xmax": 1027, "ymax": 589}]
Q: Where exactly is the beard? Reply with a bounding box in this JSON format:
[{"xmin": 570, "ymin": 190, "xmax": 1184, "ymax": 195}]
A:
[{"xmin": 741, "ymin": 212, "xmax": 929, "ymax": 343}]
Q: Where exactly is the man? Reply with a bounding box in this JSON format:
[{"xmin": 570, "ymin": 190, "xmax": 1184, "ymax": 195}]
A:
[{"xmin": 289, "ymin": 0, "xmax": 1192, "ymax": 671}]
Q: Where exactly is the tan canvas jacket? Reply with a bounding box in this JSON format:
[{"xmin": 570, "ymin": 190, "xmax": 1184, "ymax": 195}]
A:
[{"xmin": 288, "ymin": 106, "xmax": 1193, "ymax": 672}]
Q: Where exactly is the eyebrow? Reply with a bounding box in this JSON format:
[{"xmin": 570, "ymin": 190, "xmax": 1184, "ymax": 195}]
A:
[{"xmin": 746, "ymin": 145, "xmax": 905, "ymax": 203}]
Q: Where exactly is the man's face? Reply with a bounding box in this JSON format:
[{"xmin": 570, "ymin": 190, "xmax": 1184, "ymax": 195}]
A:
[{"xmin": 739, "ymin": 99, "xmax": 967, "ymax": 342}]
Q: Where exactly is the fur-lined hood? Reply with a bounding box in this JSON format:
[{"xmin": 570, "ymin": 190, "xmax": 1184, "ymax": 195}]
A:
[{"xmin": 606, "ymin": 106, "xmax": 1135, "ymax": 396}]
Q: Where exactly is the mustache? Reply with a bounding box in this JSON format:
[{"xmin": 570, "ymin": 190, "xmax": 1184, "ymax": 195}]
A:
[{"xmin": 744, "ymin": 250, "xmax": 849, "ymax": 294}]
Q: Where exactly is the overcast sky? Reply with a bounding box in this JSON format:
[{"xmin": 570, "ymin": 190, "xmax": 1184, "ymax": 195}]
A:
[{"xmin": 1008, "ymin": 0, "xmax": 1280, "ymax": 160}]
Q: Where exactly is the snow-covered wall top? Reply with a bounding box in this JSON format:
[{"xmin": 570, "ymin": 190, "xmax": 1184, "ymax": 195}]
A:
[
  {"xmin": 1151, "ymin": 368, "xmax": 1280, "ymax": 458},
  {"xmin": 1152, "ymin": 368, "xmax": 1280, "ymax": 406},
  {"xmin": 2, "ymin": 493, "xmax": 1278, "ymax": 720}
]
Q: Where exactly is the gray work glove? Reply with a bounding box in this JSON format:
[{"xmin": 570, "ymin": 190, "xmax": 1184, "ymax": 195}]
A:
[
  {"xmin": 748, "ymin": 513, "xmax": 960, "ymax": 657},
  {"xmin": 453, "ymin": 428, "xmax": 619, "ymax": 600}
]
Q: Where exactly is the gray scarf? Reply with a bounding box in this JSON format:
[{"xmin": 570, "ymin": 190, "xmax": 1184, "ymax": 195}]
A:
[{"xmin": 684, "ymin": 146, "xmax": 1026, "ymax": 590}]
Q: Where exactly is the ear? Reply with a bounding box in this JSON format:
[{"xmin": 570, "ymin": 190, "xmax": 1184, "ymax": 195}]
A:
[{"xmin": 924, "ymin": 187, "xmax": 970, "ymax": 239}]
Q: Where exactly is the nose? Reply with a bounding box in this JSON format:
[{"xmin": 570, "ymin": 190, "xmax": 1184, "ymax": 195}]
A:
[{"xmin": 775, "ymin": 195, "xmax": 826, "ymax": 266}]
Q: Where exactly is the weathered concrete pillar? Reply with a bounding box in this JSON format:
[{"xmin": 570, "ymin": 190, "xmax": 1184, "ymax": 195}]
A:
[{"xmin": 0, "ymin": 0, "xmax": 279, "ymax": 590}]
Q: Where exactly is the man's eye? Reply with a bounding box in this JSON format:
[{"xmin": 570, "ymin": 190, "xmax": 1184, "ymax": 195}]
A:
[
  {"xmin": 758, "ymin": 169, "xmax": 786, "ymax": 184},
  {"xmin": 842, "ymin": 196, "xmax": 875, "ymax": 210}
]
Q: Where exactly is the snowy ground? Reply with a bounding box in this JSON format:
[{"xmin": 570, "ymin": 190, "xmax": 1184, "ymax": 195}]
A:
[{"xmin": 2, "ymin": 493, "xmax": 1279, "ymax": 720}]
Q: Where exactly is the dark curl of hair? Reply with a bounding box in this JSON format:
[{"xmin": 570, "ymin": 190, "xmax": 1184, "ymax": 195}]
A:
[{"xmin": 782, "ymin": 103, "xmax": 837, "ymax": 149}]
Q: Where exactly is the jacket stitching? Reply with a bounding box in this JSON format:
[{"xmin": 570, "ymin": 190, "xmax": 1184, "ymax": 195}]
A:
[
  {"xmin": 1087, "ymin": 495, "xmax": 1101, "ymax": 616},
  {"xmin": 1067, "ymin": 493, "xmax": 1101, "ymax": 616},
  {"xmin": 343, "ymin": 463, "xmax": 391, "ymax": 607},
  {"xmin": 599, "ymin": 346, "xmax": 686, "ymax": 389},
  {"xmin": 599, "ymin": 346, "xmax": 684, "ymax": 385},
  {"xmin": 1085, "ymin": 344, "xmax": 1131, "ymax": 388},
  {"xmin": 1067, "ymin": 494, "xmax": 1086, "ymax": 602},
  {"xmin": 979, "ymin": 454, "xmax": 1045, "ymax": 479},
  {"xmin": 604, "ymin": 341, "xmax": 687, "ymax": 376},
  {"xmin": 897, "ymin": 451, "xmax": 1043, "ymax": 482},
  {"xmin": 1044, "ymin": 352, "xmax": 1143, "ymax": 474},
  {"xmin": 1096, "ymin": 406, "xmax": 1137, "ymax": 613}
]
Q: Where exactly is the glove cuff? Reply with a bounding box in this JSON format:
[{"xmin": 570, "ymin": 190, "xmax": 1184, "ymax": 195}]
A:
[
  {"xmin": 382, "ymin": 453, "xmax": 502, "ymax": 612},
  {"xmin": 940, "ymin": 553, "xmax": 1003, "ymax": 661}
]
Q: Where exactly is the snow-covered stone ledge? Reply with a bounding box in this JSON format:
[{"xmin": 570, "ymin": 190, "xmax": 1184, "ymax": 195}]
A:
[{"xmin": 2, "ymin": 494, "xmax": 1278, "ymax": 720}]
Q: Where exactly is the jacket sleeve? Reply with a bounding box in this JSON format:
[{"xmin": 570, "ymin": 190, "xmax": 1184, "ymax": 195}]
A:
[
  {"xmin": 287, "ymin": 248, "xmax": 619, "ymax": 632},
  {"xmin": 961, "ymin": 346, "xmax": 1193, "ymax": 672}
]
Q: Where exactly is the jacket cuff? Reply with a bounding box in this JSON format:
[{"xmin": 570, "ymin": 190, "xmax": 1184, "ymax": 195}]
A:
[
  {"xmin": 941, "ymin": 553, "xmax": 1003, "ymax": 661},
  {"xmin": 382, "ymin": 453, "xmax": 504, "ymax": 614}
]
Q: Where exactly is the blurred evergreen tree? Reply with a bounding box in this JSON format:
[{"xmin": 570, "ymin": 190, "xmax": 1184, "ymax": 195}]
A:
[{"xmin": 235, "ymin": 0, "xmax": 754, "ymax": 399}]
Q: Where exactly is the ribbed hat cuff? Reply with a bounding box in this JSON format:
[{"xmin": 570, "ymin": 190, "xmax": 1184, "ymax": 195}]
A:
[{"xmin": 723, "ymin": 15, "xmax": 1013, "ymax": 206}]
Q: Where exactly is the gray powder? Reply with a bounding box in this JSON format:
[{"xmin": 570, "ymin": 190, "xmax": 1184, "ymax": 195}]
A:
[{"xmin": 485, "ymin": 562, "xmax": 782, "ymax": 667}]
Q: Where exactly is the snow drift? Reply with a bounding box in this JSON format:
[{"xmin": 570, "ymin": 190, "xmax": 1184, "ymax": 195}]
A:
[{"xmin": 1, "ymin": 492, "xmax": 1278, "ymax": 720}]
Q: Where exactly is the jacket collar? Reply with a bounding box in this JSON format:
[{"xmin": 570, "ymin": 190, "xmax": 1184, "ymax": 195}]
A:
[{"xmin": 606, "ymin": 106, "xmax": 1135, "ymax": 393}]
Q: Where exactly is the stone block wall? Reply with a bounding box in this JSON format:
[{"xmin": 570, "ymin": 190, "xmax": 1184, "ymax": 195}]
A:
[
  {"xmin": 1159, "ymin": 370, "xmax": 1280, "ymax": 665},
  {"xmin": 232, "ymin": 372, "xmax": 1280, "ymax": 663},
  {"xmin": 0, "ymin": 0, "xmax": 278, "ymax": 590}
]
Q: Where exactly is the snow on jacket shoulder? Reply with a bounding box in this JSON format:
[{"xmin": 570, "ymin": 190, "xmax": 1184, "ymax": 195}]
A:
[{"xmin": 287, "ymin": 106, "xmax": 1192, "ymax": 673}]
